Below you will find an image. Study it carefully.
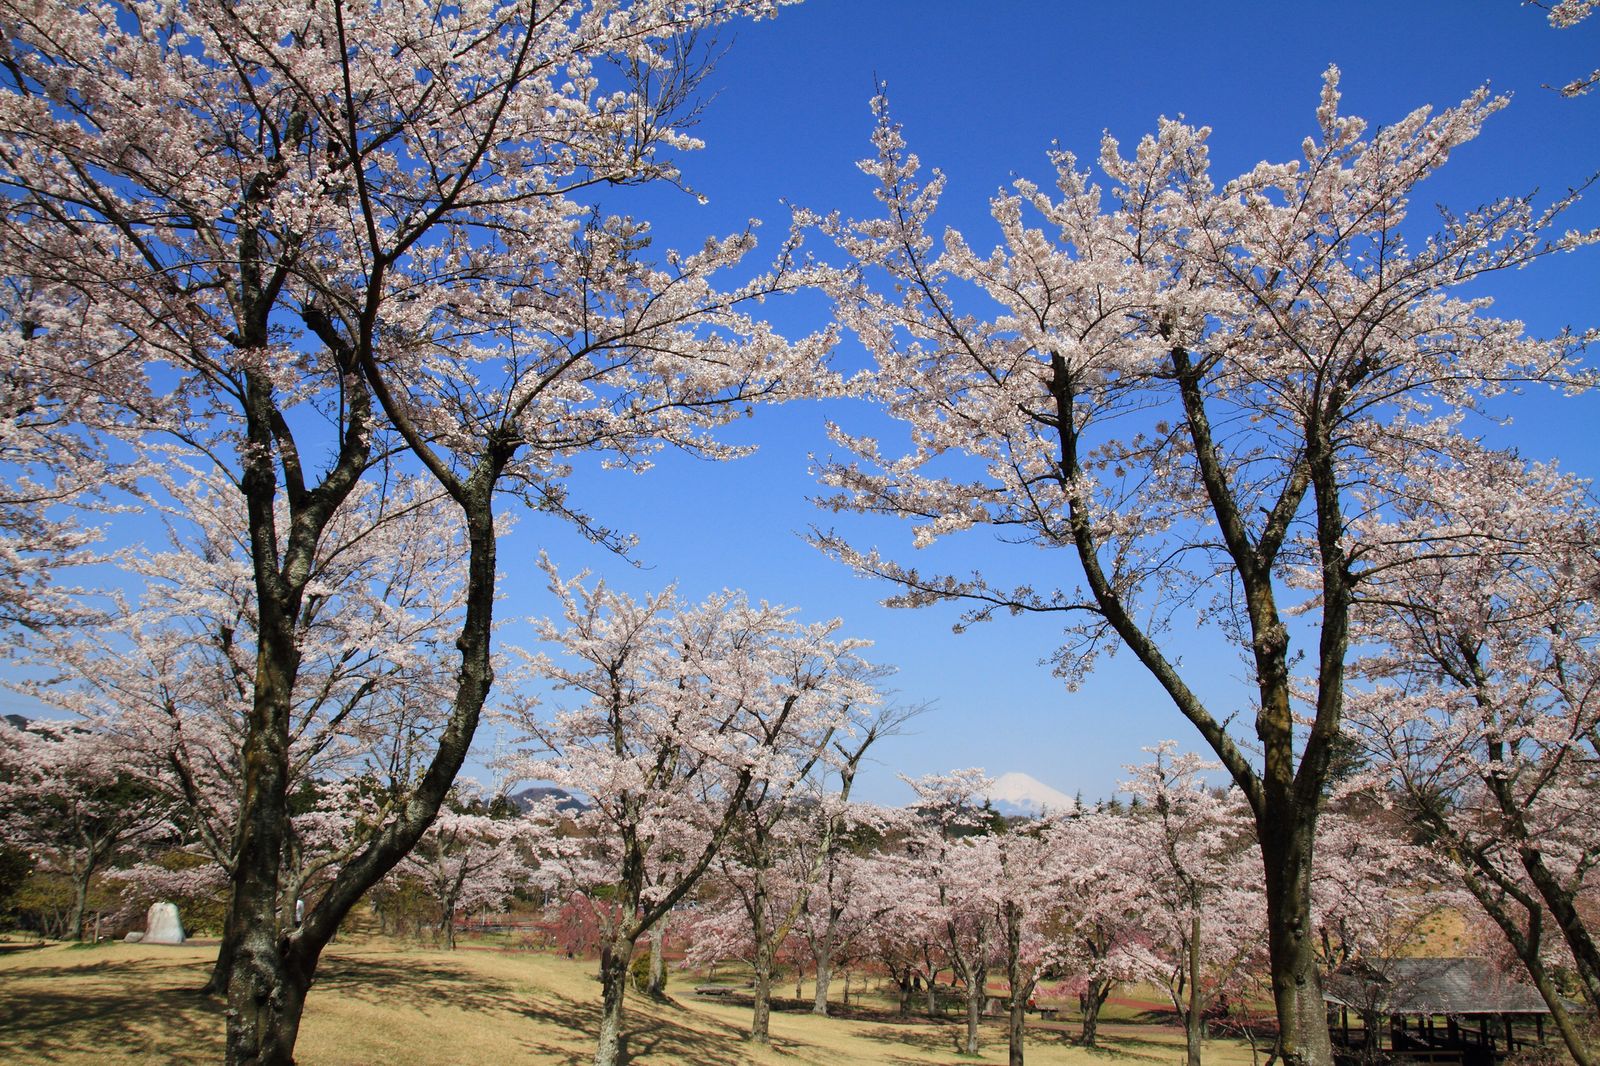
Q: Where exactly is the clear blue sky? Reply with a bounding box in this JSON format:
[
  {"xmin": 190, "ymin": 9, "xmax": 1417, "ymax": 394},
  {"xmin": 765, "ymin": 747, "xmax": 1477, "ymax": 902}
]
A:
[
  {"xmin": 492, "ymin": 1, "xmax": 1600, "ymax": 806},
  {"xmin": 8, "ymin": 2, "xmax": 1597, "ymax": 807}
]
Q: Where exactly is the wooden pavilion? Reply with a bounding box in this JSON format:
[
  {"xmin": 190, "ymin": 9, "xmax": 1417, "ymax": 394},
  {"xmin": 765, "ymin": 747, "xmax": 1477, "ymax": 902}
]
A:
[{"xmin": 1324, "ymin": 957, "xmax": 1556, "ymax": 1065}]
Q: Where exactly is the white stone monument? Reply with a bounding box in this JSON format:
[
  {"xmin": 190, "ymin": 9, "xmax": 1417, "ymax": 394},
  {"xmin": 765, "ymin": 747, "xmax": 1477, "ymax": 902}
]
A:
[{"xmin": 143, "ymin": 901, "xmax": 185, "ymax": 945}]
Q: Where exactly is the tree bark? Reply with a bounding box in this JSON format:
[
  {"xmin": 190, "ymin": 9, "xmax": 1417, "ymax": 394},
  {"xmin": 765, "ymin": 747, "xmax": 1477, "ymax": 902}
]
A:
[
  {"xmin": 1080, "ymin": 977, "xmax": 1110, "ymax": 1047},
  {"xmin": 1184, "ymin": 911, "xmax": 1204, "ymax": 1066},
  {"xmin": 812, "ymin": 914, "xmax": 839, "ymax": 1015},
  {"xmin": 749, "ymin": 901, "xmax": 775, "ymax": 1044},
  {"xmin": 647, "ymin": 922, "xmax": 666, "ymax": 998},
  {"xmin": 203, "ymin": 915, "xmax": 241, "ymax": 995},
  {"xmin": 594, "ymin": 938, "xmax": 634, "ymax": 1066},
  {"xmin": 962, "ymin": 960, "xmax": 987, "ymax": 1056},
  {"xmin": 67, "ymin": 860, "xmax": 92, "ymax": 942},
  {"xmin": 1005, "ymin": 898, "xmax": 1028, "ymax": 1066},
  {"xmin": 1260, "ymin": 820, "xmax": 1333, "ymax": 1066}
]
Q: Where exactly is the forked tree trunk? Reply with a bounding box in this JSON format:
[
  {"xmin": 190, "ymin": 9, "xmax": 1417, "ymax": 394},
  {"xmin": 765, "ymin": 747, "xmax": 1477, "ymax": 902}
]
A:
[
  {"xmin": 1457, "ymin": 867, "xmax": 1597, "ymax": 1066},
  {"xmin": 1080, "ymin": 977, "xmax": 1111, "ymax": 1047},
  {"xmin": 961, "ymin": 959, "xmax": 987, "ymax": 1056}
]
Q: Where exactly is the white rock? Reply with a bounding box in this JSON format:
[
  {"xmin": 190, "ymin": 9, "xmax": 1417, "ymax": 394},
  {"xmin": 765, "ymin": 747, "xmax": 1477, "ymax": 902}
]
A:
[
  {"xmin": 143, "ymin": 901, "xmax": 185, "ymax": 945},
  {"xmin": 123, "ymin": 930, "xmax": 145, "ymax": 943}
]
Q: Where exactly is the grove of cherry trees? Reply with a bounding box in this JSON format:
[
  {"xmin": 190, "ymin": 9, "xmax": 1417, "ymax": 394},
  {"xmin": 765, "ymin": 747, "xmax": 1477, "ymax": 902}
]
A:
[{"xmin": 1, "ymin": 3, "xmax": 1597, "ymax": 1066}]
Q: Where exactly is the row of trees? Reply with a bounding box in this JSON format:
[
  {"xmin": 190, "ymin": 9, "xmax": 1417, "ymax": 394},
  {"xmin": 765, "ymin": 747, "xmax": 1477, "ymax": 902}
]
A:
[{"xmin": 1, "ymin": 2, "xmax": 1596, "ymax": 1065}]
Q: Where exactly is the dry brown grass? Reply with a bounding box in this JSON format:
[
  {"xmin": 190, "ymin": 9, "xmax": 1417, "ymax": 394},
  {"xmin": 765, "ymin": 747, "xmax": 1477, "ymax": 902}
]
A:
[{"xmin": 0, "ymin": 937, "xmax": 1264, "ymax": 1065}]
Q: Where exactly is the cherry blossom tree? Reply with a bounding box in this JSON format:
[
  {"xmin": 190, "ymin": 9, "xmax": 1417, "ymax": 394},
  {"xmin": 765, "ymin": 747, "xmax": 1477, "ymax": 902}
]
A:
[
  {"xmin": 1346, "ymin": 452, "xmax": 1600, "ymax": 1063},
  {"xmin": 0, "ymin": 1, "xmax": 825, "ymax": 1061},
  {"xmin": 1006, "ymin": 803, "xmax": 1139, "ymax": 1047},
  {"xmin": 1532, "ymin": 0, "xmax": 1600, "ymax": 97},
  {"xmin": 810, "ymin": 71, "xmax": 1596, "ymax": 1066},
  {"xmin": 391, "ymin": 794, "xmax": 536, "ymax": 950},
  {"xmin": 0, "ymin": 718, "xmax": 171, "ymax": 940},
  {"xmin": 1118, "ymin": 746, "xmax": 1265, "ymax": 1066},
  {"xmin": 20, "ymin": 466, "xmax": 466, "ymax": 991},
  {"xmin": 988, "ymin": 822, "xmax": 1072, "ymax": 1066},
  {"xmin": 1310, "ymin": 797, "xmax": 1447, "ymax": 975},
  {"xmin": 898, "ymin": 770, "xmax": 1008, "ymax": 1056},
  {"xmin": 504, "ymin": 569, "xmax": 872, "ymax": 1066},
  {"xmin": 0, "ymin": 279, "xmax": 141, "ymax": 647},
  {"xmin": 709, "ymin": 700, "xmax": 908, "ymax": 1039}
]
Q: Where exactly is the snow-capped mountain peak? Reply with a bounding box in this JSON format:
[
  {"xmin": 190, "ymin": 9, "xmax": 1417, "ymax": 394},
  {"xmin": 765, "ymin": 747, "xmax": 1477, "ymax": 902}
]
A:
[{"xmin": 985, "ymin": 771, "xmax": 1075, "ymax": 814}]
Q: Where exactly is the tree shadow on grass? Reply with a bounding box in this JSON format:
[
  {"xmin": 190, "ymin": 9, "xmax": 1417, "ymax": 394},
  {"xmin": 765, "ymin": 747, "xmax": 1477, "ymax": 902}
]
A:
[
  {"xmin": 0, "ymin": 956, "xmax": 222, "ymax": 1063},
  {"xmin": 313, "ymin": 952, "xmax": 764, "ymax": 1066},
  {"xmin": 313, "ymin": 954, "xmax": 538, "ymax": 1019}
]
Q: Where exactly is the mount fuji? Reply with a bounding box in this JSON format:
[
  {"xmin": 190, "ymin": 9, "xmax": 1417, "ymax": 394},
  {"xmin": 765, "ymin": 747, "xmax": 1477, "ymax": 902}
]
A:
[{"xmin": 984, "ymin": 771, "xmax": 1076, "ymax": 815}]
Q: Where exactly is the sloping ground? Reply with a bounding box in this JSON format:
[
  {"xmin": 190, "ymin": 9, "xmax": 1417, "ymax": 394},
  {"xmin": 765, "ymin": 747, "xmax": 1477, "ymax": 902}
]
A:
[{"xmin": 0, "ymin": 938, "xmax": 1262, "ymax": 1065}]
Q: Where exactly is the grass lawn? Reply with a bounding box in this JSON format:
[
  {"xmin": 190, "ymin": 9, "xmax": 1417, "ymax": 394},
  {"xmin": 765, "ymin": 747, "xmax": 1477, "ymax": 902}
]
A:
[{"xmin": 0, "ymin": 936, "xmax": 1266, "ymax": 1065}]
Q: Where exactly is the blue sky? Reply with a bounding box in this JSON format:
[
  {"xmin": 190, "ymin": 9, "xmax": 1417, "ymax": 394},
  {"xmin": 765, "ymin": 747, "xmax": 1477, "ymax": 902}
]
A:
[
  {"xmin": 479, "ymin": 2, "xmax": 1600, "ymax": 805},
  {"xmin": 7, "ymin": 2, "xmax": 1597, "ymax": 807}
]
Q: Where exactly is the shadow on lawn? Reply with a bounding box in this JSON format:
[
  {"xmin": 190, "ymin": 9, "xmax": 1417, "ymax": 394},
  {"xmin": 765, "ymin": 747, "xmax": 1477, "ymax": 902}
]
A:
[
  {"xmin": 316, "ymin": 953, "xmax": 763, "ymax": 1066},
  {"xmin": 0, "ymin": 955, "xmax": 222, "ymax": 1063}
]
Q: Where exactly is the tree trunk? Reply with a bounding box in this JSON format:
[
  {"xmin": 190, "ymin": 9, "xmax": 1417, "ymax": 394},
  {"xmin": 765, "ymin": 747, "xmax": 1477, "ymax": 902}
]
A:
[
  {"xmin": 1260, "ymin": 819, "xmax": 1333, "ymax": 1066},
  {"xmin": 1005, "ymin": 899, "xmax": 1027, "ymax": 1066},
  {"xmin": 963, "ymin": 962, "xmax": 987, "ymax": 1056},
  {"xmin": 926, "ymin": 973, "xmax": 939, "ymax": 1018},
  {"xmin": 750, "ymin": 925, "xmax": 774, "ymax": 1043},
  {"xmin": 1458, "ymin": 868, "xmax": 1598, "ymax": 1066},
  {"xmin": 812, "ymin": 915, "xmax": 839, "ymax": 1015},
  {"xmin": 594, "ymin": 938, "xmax": 634, "ymax": 1066},
  {"xmin": 896, "ymin": 976, "xmax": 911, "ymax": 1016},
  {"xmin": 1185, "ymin": 911, "xmax": 1204, "ymax": 1066},
  {"xmin": 225, "ymin": 611, "xmax": 301, "ymax": 1066},
  {"xmin": 67, "ymin": 862, "xmax": 91, "ymax": 942},
  {"xmin": 203, "ymin": 914, "xmax": 242, "ymax": 995},
  {"xmin": 1080, "ymin": 977, "xmax": 1110, "ymax": 1047},
  {"xmin": 647, "ymin": 922, "xmax": 666, "ymax": 998}
]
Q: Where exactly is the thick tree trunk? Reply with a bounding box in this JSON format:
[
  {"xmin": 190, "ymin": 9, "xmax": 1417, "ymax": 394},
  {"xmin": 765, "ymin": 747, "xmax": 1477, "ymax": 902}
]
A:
[
  {"xmin": 67, "ymin": 864, "xmax": 91, "ymax": 942},
  {"xmin": 750, "ymin": 928, "xmax": 774, "ymax": 1043},
  {"xmin": 926, "ymin": 974, "xmax": 939, "ymax": 1018},
  {"xmin": 225, "ymin": 608, "xmax": 302, "ymax": 1066},
  {"xmin": 896, "ymin": 976, "xmax": 911, "ymax": 1016},
  {"xmin": 1005, "ymin": 899, "xmax": 1027, "ymax": 1066},
  {"xmin": 594, "ymin": 938, "xmax": 634, "ymax": 1066},
  {"xmin": 647, "ymin": 922, "xmax": 666, "ymax": 997},
  {"xmin": 811, "ymin": 915, "xmax": 839, "ymax": 1015},
  {"xmin": 1260, "ymin": 822, "xmax": 1333, "ymax": 1066},
  {"xmin": 963, "ymin": 962, "xmax": 986, "ymax": 1056},
  {"xmin": 1080, "ymin": 977, "xmax": 1110, "ymax": 1047}
]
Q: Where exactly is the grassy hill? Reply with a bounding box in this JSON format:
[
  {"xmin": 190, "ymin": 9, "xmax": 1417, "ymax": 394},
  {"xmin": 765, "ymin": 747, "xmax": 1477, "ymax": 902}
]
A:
[{"xmin": 0, "ymin": 936, "xmax": 1264, "ymax": 1065}]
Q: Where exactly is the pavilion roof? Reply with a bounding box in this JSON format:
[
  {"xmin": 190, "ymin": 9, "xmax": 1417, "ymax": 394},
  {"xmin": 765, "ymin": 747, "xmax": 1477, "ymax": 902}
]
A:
[{"xmin": 1324, "ymin": 957, "xmax": 1550, "ymax": 1016}]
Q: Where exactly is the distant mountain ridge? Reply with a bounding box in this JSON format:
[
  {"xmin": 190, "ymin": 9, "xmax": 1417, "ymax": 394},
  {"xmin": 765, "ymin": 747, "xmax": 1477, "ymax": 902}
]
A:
[{"xmin": 509, "ymin": 785, "xmax": 588, "ymax": 814}]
